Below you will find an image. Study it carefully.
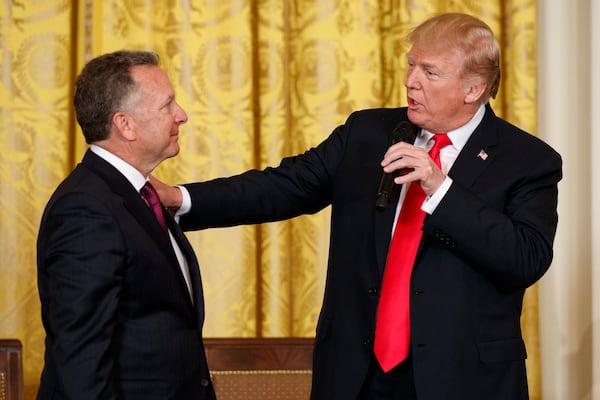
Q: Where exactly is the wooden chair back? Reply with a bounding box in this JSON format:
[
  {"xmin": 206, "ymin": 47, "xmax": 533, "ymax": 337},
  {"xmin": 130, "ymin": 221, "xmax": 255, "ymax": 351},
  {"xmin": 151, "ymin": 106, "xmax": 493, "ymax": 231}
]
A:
[
  {"xmin": 204, "ymin": 337, "xmax": 313, "ymax": 400},
  {"xmin": 0, "ymin": 339, "xmax": 23, "ymax": 400}
]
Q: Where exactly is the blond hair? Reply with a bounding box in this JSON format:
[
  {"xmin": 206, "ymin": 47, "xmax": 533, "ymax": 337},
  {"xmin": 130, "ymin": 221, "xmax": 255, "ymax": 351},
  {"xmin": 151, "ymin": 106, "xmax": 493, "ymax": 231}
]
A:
[{"xmin": 408, "ymin": 13, "xmax": 501, "ymax": 102}]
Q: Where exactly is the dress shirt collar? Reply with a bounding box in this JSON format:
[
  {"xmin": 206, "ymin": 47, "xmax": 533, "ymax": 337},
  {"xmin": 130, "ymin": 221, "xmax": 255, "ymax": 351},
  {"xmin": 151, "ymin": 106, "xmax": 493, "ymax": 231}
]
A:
[
  {"xmin": 89, "ymin": 144, "xmax": 148, "ymax": 191},
  {"xmin": 416, "ymin": 103, "xmax": 486, "ymax": 152}
]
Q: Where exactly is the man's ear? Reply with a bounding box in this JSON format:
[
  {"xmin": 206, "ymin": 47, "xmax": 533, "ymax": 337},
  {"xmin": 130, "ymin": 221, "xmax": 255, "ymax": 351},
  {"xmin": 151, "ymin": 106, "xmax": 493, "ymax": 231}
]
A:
[
  {"xmin": 112, "ymin": 111, "xmax": 136, "ymax": 141},
  {"xmin": 464, "ymin": 81, "xmax": 487, "ymax": 104}
]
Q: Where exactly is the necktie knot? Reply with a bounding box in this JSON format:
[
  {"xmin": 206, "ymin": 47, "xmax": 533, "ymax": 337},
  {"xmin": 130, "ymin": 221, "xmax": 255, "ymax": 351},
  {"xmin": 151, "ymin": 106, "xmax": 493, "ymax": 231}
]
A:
[
  {"xmin": 140, "ymin": 182, "xmax": 159, "ymax": 206},
  {"xmin": 429, "ymin": 133, "xmax": 451, "ymax": 167},
  {"xmin": 140, "ymin": 181, "xmax": 168, "ymax": 235},
  {"xmin": 431, "ymin": 132, "xmax": 451, "ymax": 149}
]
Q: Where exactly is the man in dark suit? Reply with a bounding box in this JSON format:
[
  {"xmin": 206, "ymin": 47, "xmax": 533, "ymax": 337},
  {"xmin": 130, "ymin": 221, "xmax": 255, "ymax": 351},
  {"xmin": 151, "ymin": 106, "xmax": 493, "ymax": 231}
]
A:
[
  {"xmin": 36, "ymin": 50, "xmax": 215, "ymax": 400},
  {"xmin": 156, "ymin": 13, "xmax": 562, "ymax": 399}
]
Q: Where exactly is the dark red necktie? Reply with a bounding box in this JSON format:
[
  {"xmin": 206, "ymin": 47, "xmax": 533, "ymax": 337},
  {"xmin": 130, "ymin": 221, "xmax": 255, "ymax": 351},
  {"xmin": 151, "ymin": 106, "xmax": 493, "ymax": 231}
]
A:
[
  {"xmin": 140, "ymin": 181, "xmax": 169, "ymax": 235},
  {"xmin": 374, "ymin": 133, "xmax": 452, "ymax": 372}
]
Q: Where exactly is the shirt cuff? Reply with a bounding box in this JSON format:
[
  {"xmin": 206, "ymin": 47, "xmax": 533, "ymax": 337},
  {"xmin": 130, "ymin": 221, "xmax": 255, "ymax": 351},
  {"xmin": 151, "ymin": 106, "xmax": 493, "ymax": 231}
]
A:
[
  {"xmin": 174, "ymin": 185, "xmax": 192, "ymax": 220},
  {"xmin": 422, "ymin": 176, "xmax": 453, "ymax": 214}
]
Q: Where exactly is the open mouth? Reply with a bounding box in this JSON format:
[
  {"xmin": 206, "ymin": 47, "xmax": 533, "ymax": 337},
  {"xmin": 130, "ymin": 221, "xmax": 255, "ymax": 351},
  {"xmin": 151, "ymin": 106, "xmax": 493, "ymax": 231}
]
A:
[{"xmin": 407, "ymin": 97, "xmax": 422, "ymax": 108}]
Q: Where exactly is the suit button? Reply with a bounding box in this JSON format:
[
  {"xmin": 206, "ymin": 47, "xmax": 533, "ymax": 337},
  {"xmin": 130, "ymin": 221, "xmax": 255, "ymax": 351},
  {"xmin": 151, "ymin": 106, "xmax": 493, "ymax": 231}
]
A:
[
  {"xmin": 363, "ymin": 337, "xmax": 372, "ymax": 346},
  {"xmin": 200, "ymin": 378, "xmax": 210, "ymax": 387},
  {"xmin": 368, "ymin": 288, "xmax": 378, "ymax": 296}
]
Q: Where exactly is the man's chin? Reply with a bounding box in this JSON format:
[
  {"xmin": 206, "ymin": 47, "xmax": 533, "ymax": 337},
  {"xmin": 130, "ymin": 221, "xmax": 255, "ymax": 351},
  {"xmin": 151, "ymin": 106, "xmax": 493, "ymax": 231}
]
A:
[
  {"xmin": 165, "ymin": 145, "xmax": 180, "ymax": 159},
  {"xmin": 406, "ymin": 109, "xmax": 423, "ymax": 126}
]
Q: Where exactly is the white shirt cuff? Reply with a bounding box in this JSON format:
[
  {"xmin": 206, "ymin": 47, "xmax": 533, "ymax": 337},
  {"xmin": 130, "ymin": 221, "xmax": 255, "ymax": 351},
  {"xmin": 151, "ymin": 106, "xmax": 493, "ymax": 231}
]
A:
[
  {"xmin": 422, "ymin": 176, "xmax": 453, "ymax": 214},
  {"xmin": 174, "ymin": 185, "xmax": 192, "ymax": 220}
]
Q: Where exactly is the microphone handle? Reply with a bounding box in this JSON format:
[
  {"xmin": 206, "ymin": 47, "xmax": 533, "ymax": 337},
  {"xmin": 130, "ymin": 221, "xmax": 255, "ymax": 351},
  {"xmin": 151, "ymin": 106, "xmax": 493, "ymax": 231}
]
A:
[
  {"xmin": 375, "ymin": 174, "xmax": 396, "ymax": 210},
  {"xmin": 375, "ymin": 121, "xmax": 418, "ymax": 210}
]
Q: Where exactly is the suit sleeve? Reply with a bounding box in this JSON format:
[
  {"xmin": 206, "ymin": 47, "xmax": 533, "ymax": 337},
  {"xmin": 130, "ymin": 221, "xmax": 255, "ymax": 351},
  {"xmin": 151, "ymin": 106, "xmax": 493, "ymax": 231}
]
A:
[
  {"xmin": 37, "ymin": 191, "xmax": 124, "ymax": 399},
  {"xmin": 180, "ymin": 121, "xmax": 347, "ymax": 231}
]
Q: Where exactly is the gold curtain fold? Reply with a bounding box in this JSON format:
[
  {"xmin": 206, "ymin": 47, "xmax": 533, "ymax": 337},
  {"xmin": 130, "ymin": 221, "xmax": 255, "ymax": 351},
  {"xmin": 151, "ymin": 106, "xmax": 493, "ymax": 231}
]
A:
[
  {"xmin": 0, "ymin": 2, "xmax": 77, "ymax": 399},
  {"xmin": 0, "ymin": 1, "xmax": 540, "ymax": 398}
]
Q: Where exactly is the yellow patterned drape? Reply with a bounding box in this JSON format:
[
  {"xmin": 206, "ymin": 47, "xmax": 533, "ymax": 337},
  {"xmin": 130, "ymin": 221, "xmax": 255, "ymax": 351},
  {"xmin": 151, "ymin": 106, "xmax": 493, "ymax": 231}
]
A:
[{"xmin": 0, "ymin": 1, "xmax": 539, "ymax": 398}]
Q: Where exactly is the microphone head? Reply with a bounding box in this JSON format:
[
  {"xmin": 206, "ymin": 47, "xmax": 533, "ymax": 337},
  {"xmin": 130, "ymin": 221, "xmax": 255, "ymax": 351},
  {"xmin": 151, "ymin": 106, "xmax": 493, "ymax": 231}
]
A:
[{"xmin": 391, "ymin": 121, "xmax": 418, "ymax": 144}]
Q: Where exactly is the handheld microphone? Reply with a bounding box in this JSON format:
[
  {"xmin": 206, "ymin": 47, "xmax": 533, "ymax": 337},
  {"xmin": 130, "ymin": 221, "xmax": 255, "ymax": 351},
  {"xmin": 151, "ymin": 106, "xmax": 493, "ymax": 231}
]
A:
[{"xmin": 375, "ymin": 121, "xmax": 418, "ymax": 210}]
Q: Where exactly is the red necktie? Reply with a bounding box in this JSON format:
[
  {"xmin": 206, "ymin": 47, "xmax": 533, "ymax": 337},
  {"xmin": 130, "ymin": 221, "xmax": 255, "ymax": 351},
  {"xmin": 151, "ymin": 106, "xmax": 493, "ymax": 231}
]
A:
[
  {"xmin": 374, "ymin": 133, "xmax": 452, "ymax": 372},
  {"xmin": 140, "ymin": 181, "xmax": 169, "ymax": 235}
]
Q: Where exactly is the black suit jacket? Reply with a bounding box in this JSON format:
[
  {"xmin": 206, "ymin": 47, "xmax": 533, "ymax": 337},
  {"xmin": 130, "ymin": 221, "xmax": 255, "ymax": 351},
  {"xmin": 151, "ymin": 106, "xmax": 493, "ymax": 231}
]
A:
[
  {"xmin": 37, "ymin": 150, "xmax": 215, "ymax": 400},
  {"xmin": 180, "ymin": 106, "xmax": 562, "ymax": 400}
]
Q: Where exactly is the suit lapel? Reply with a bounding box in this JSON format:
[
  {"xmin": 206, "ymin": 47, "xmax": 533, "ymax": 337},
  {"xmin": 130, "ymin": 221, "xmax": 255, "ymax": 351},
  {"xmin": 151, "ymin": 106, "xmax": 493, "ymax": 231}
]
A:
[
  {"xmin": 82, "ymin": 151, "xmax": 176, "ymax": 256},
  {"xmin": 447, "ymin": 106, "xmax": 498, "ymax": 187},
  {"xmin": 82, "ymin": 150, "xmax": 198, "ymax": 310}
]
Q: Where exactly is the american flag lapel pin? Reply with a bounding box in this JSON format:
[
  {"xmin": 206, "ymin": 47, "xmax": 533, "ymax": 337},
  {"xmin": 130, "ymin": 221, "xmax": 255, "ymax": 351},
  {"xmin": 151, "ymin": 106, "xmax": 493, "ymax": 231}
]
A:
[{"xmin": 477, "ymin": 149, "xmax": 488, "ymax": 160}]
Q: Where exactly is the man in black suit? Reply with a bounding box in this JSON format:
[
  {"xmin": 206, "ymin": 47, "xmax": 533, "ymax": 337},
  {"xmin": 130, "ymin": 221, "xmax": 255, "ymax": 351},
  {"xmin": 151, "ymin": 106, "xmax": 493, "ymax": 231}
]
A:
[
  {"xmin": 156, "ymin": 13, "xmax": 562, "ymax": 399},
  {"xmin": 36, "ymin": 50, "xmax": 215, "ymax": 399}
]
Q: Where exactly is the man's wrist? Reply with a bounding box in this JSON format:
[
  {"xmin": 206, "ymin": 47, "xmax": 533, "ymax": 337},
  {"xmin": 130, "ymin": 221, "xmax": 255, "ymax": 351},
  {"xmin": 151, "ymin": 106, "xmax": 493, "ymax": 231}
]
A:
[{"xmin": 174, "ymin": 185, "xmax": 192, "ymax": 217}]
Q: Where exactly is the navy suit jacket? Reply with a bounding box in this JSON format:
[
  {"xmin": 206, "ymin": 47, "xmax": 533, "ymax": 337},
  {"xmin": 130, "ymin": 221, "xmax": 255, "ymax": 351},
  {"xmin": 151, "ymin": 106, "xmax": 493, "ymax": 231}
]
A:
[
  {"xmin": 37, "ymin": 150, "xmax": 215, "ymax": 400},
  {"xmin": 180, "ymin": 106, "xmax": 562, "ymax": 400}
]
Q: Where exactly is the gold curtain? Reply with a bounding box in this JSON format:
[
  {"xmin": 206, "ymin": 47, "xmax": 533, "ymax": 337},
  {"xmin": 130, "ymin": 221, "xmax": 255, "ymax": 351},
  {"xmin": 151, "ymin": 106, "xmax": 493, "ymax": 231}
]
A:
[{"xmin": 0, "ymin": 1, "xmax": 539, "ymax": 398}]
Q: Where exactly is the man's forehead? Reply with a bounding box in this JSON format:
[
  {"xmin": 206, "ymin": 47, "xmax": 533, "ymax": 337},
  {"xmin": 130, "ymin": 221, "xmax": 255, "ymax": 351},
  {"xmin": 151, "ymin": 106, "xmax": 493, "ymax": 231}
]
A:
[{"xmin": 407, "ymin": 46, "xmax": 462, "ymax": 63}]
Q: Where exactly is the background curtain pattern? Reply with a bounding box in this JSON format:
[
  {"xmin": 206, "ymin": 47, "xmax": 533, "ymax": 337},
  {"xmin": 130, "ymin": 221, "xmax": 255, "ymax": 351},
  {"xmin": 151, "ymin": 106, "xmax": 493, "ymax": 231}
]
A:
[{"xmin": 0, "ymin": 1, "xmax": 539, "ymax": 398}]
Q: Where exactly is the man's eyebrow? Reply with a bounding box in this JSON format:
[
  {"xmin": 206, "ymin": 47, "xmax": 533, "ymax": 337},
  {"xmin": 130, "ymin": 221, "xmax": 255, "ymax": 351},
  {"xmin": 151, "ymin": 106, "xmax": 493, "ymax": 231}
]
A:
[
  {"xmin": 421, "ymin": 61, "xmax": 438, "ymax": 70},
  {"xmin": 160, "ymin": 94, "xmax": 175, "ymax": 107}
]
